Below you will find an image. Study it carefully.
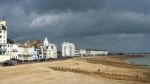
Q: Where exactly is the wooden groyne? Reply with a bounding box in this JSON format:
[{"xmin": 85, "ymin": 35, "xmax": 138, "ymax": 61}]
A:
[{"xmin": 49, "ymin": 66, "xmax": 150, "ymax": 83}]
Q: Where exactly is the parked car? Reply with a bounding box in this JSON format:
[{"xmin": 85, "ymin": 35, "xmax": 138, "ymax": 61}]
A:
[
  {"xmin": 2, "ymin": 60, "xmax": 17, "ymax": 66},
  {"xmin": 10, "ymin": 58, "xmax": 23, "ymax": 64}
]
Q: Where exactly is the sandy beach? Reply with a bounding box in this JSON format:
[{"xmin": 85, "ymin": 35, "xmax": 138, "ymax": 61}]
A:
[{"xmin": 0, "ymin": 56, "xmax": 150, "ymax": 84}]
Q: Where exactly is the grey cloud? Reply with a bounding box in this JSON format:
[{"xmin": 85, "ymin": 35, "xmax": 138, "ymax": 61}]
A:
[
  {"xmin": 22, "ymin": 0, "xmax": 150, "ymax": 14},
  {"xmin": 0, "ymin": 0, "xmax": 150, "ymax": 52}
]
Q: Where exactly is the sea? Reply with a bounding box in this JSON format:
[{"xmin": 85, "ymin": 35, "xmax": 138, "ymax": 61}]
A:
[{"xmin": 127, "ymin": 55, "xmax": 150, "ymax": 68}]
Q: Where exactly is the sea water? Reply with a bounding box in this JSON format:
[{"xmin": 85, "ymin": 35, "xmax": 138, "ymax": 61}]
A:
[{"xmin": 127, "ymin": 55, "xmax": 150, "ymax": 68}]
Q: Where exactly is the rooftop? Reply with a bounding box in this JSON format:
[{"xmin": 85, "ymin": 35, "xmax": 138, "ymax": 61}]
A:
[
  {"xmin": 85, "ymin": 49, "xmax": 107, "ymax": 51},
  {"xmin": 0, "ymin": 24, "xmax": 7, "ymax": 30}
]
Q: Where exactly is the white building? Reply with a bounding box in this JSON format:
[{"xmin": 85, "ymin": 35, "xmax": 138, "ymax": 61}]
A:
[
  {"xmin": 39, "ymin": 46, "xmax": 44, "ymax": 59},
  {"xmin": 75, "ymin": 49, "xmax": 86, "ymax": 57},
  {"xmin": 28, "ymin": 47, "xmax": 38, "ymax": 60},
  {"xmin": 18, "ymin": 47, "xmax": 29, "ymax": 60},
  {"xmin": 46, "ymin": 43, "xmax": 57, "ymax": 58},
  {"xmin": 0, "ymin": 20, "xmax": 9, "ymax": 62},
  {"xmin": 62, "ymin": 42, "xmax": 75, "ymax": 57},
  {"xmin": 86, "ymin": 49, "xmax": 108, "ymax": 56},
  {"xmin": 18, "ymin": 46, "xmax": 38, "ymax": 60},
  {"xmin": 43, "ymin": 38, "xmax": 57, "ymax": 59},
  {"xmin": 0, "ymin": 20, "xmax": 7, "ymax": 55},
  {"xmin": 5, "ymin": 44, "xmax": 18, "ymax": 59},
  {"xmin": 43, "ymin": 37, "xmax": 49, "ymax": 47},
  {"xmin": 0, "ymin": 20, "xmax": 7, "ymax": 45}
]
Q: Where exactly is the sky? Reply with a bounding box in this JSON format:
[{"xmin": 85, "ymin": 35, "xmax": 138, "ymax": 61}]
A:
[{"xmin": 0, "ymin": 0, "xmax": 150, "ymax": 53}]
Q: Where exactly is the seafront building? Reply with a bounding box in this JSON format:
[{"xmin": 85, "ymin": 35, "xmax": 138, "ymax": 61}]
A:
[
  {"xmin": 0, "ymin": 20, "xmax": 7, "ymax": 55},
  {"xmin": 5, "ymin": 44, "xmax": 18, "ymax": 59},
  {"xmin": 86, "ymin": 49, "xmax": 108, "ymax": 56},
  {"xmin": 17, "ymin": 46, "xmax": 38, "ymax": 60},
  {"xmin": 43, "ymin": 38, "xmax": 57, "ymax": 59},
  {"xmin": 0, "ymin": 19, "xmax": 108, "ymax": 62},
  {"xmin": 75, "ymin": 49, "xmax": 108, "ymax": 56},
  {"xmin": 0, "ymin": 20, "xmax": 9, "ymax": 62},
  {"xmin": 62, "ymin": 42, "xmax": 75, "ymax": 57},
  {"xmin": 62, "ymin": 42, "xmax": 108, "ymax": 57},
  {"xmin": 75, "ymin": 49, "xmax": 86, "ymax": 57}
]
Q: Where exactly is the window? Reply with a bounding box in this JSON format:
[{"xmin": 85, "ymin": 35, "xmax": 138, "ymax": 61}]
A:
[
  {"xmin": 0, "ymin": 25, "xmax": 2, "ymax": 29},
  {"xmin": 0, "ymin": 35, "xmax": 2, "ymax": 38},
  {"xmin": 51, "ymin": 46, "xmax": 54, "ymax": 49}
]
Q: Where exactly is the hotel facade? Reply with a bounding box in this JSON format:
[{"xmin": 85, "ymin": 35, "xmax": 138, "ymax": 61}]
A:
[
  {"xmin": 62, "ymin": 42, "xmax": 75, "ymax": 57},
  {"xmin": 0, "ymin": 20, "xmax": 7, "ymax": 55}
]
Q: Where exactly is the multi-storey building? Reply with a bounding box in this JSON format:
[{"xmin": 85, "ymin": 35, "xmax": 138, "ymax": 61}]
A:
[
  {"xmin": 43, "ymin": 38, "xmax": 57, "ymax": 59},
  {"xmin": 17, "ymin": 46, "xmax": 38, "ymax": 60},
  {"xmin": 0, "ymin": 20, "xmax": 7, "ymax": 55},
  {"xmin": 46, "ymin": 43, "xmax": 57, "ymax": 58},
  {"xmin": 62, "ymin": 42, "xmax": 75, "ymax": 57},
  {"xmin": 75, "ymin": 49, "xmax": 86, "ymax": 57},
  {"xmin": 86, "ymin": 49, "xmax": 108, "ymax": 56},
  {"xmin": 5, "ymin": 44, "xmax": 18, "ymax": 59}
]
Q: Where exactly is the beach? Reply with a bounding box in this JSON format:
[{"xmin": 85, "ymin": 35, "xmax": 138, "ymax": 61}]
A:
[{"xmin": 0, "ymin": 56, "xmax": 150, "ymax": 84}]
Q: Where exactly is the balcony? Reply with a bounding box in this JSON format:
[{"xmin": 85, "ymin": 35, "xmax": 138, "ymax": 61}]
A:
[{"xmin": 0, "ymin": 40, "xmax": 6, "ymax": 45}]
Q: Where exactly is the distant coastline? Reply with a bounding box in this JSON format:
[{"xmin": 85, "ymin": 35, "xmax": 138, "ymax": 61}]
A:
[{"xmin": 126, "ymin": 54, "xmax": 145, "ymax": 58}]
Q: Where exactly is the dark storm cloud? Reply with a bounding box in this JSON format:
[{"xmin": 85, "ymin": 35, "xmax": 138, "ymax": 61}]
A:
[
  {"xmin": 24, "ymin": 0, "xmax": 105, "ymax": 13},
  {"xmin": 20, "ymin": 0, "xmax": 150, "ymax": 15},
  {"xmin": 0, "ymin": 0, "xmax": 150, "ymax": 52}
]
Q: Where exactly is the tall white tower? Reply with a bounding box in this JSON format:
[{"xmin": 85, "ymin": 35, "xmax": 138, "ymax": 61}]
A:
[
  {"xmin": 43, "ymin": 37, "xmax": 49, "ymax": 47},
  {"xmin": 62, "ymin": 42, "xmax": 75, "ymax": 57},
  {"xmin": 0, "ymin": 20, "xmax": 7, "ymax": 44},
  {"xmin": 0, "ymin": 20, "xmax": 7, "ymax": 55}
]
